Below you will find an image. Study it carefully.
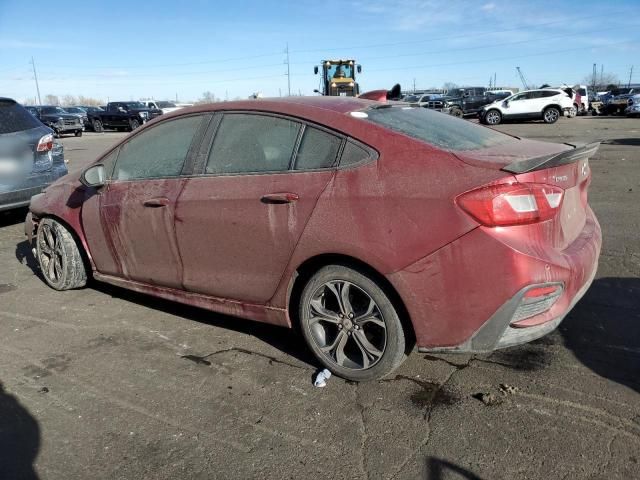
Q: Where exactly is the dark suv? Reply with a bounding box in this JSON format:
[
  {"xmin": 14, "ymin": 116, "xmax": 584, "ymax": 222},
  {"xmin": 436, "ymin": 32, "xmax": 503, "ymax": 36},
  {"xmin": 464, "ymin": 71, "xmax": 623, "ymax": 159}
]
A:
[
  {"xmin": 427, "ymin": 87, "xmax": 509, "ymax": 117},
  {"xmin": 0, "ymin": 98, "xmax": 67, "ymax": 211},
  {"xmin": 25, "ymin": 105, "xmax": 84, "ymax": 137}
]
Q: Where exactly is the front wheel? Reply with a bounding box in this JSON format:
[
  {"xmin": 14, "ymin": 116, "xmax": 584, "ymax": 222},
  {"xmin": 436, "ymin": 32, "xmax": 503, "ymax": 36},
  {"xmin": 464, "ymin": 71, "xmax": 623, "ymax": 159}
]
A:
[
  {"xmin": 449, "ymin": 107, "xmax": 463, "ymax": 118},
  {"xmin": 74, "ymin": 130, "xmax": 83, "ymax": 137},
  {"xmin": 92, "ymin": 119, "xmax": 104, "ymax": 132},
  {"xmin": 36, "ymin": 218, "xmax": 87, "ymax": 290},
  {"xmin": 299, "ymin": 265, "xmax": 408, "ymax": 381},
  {"xmin": 543, "ymin": 107, "xmax": 560, "ymax": 124},
  {"xmin": 484, "ymin": 109, "xmax": 502, "ymax": 125},
  {"xmin": 129, "ymin": 119, "xmax": 140, "ymax": 131}
]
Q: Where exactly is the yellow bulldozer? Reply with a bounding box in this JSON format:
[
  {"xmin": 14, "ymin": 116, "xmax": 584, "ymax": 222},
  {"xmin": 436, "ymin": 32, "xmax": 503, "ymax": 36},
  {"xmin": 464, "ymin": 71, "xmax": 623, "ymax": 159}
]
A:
[{"xmin": 314, "ymin": 59, "xmax": 362, "ymax": 96}]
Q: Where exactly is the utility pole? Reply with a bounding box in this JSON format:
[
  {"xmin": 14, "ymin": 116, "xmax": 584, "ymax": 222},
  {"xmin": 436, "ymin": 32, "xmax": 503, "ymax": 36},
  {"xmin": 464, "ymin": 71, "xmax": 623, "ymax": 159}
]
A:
[
  {"xmin": 30, "ymin": 56, "xmax": 42, "ymax": 106},
  {"xmin": 413, "ymin": 78, "xmax": 416, "ymax": 92},
  {"xmin": 600, "ymin": 64, "xmax": 603, "ymax": 86},
  {"xmin": 592, "ymin": 63, "xmax": 597, "ymax": 89},
  {"xmin": 494, "ymin": 72, "xmax": 497, "ymax": 89},
  {"xmin": 285, "ymin": 43, "xmax": 291, "ymax": 97},
  {"xmin": 628, "ymin": 65, "xmax": 634, "ymax": 88}
]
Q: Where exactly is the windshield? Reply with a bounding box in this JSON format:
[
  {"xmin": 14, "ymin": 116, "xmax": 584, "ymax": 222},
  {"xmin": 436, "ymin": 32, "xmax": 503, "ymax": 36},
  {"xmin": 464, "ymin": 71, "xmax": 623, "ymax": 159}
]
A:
[
  {"xmin": 326, "ymin": 63, "xmax": 353, "ymax": 80},
  {"xmin": 42, "ymin": 106, "xmax": 68, "ymax": 115},
  {"xmin": 364, "ymin": 106, "xmax": 516, "ymax": 152},
  {"xmin": 124, "ymin": 102, "xmax": 146, "ymax": 109},
  {"xmin": 0, "ymin": 100, "xmax": 42, "ymax": 134},
  {"xmin": 157, "ymin": 101, "xmax": 176, "ymax": 108}
]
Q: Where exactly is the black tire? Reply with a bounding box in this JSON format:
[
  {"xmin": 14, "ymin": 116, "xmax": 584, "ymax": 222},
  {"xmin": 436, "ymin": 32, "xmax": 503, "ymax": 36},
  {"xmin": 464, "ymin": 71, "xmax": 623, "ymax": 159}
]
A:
[
  {"xmin": 129, "ymin": 119, "xmax": 140, "ymax": 131},
  {"xmin": 74, "ymin": 130, "xmax": 82, "ymax": 137},
  {"xmin": 299, "ymin": 265, "xmax": 407, "ymax": 381},
  {"xmin": 449, "ymin": 107, "xmax": 463, "ymax": 118},
  {"xmin": 52, "ymin": 128, "xmax": 60, "ymax": 138},
  {"xmin": 543, "ymin": 106, "xmax": 560, "ymax": 124},
  {"xmin": 483, "ymin": 109, "xmax": 502, "ymax": 125},
  {"xmin": 93, "ymin": 119, "xmax": 104, "ymax": 133},
  {"xmin": 36, "ymin": 218, "xmax": 87, "ymax": 291}
]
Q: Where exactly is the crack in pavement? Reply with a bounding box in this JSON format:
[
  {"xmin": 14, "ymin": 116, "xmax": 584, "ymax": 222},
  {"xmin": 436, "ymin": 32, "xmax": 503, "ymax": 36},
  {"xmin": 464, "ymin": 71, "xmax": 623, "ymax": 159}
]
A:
[{"xmin": 180, "ymin": 347, "xmax": 312, "ymax": 371}]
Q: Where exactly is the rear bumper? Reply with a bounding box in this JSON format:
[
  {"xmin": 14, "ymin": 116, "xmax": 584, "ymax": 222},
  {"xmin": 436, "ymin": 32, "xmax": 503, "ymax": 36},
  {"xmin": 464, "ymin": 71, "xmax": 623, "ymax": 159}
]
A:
[
  {"xmin": 0, "ymin": 164, "xmax": 67, "ymax": 212},
  {"xmin": 389, "ymin": 208, "xmax": 602, "ymax": 353}
]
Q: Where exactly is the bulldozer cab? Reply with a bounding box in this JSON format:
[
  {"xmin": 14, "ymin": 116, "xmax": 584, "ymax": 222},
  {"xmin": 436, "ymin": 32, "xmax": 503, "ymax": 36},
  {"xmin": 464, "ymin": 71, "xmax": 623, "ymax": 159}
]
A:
[{"xmin": 315, "ymin": 59, "xmax": 361, "ymax": 97}]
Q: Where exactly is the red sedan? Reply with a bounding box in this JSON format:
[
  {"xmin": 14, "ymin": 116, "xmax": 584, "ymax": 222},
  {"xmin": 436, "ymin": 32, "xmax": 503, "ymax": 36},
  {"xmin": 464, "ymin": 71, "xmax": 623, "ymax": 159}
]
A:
[{"xmin": 25, "ymin": 97, "xmax": 601, "ymax": 381}]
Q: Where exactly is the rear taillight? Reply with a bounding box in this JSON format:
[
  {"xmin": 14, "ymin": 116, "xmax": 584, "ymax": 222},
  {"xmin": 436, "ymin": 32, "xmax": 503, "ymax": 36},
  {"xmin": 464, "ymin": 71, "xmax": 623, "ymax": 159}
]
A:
[
  {"xmin": 456, "ymin": 182, "xmax": 564, "ymax": 227},
  {"xmin": 36, "ymin": 134, "xmax": 54, "ymax": 152}
]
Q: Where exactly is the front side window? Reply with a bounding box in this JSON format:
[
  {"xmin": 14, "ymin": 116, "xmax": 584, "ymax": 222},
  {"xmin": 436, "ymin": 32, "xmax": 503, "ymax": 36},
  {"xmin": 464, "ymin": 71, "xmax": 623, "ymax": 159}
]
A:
[
  {"xmin": 294, "ymin": 127, "xmax": 341, "ymax": 170},
  {"xmin": 113, "ymin": 115, "xmax": 202, "ymax": 180},
  {"xmin": 206, "ymin": 114, "xmax": 300, "ymax": 174}
]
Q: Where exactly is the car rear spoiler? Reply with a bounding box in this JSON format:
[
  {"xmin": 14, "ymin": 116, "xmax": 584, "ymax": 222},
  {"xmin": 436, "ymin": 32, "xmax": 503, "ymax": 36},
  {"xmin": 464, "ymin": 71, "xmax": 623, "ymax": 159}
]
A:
[{"xmin": 501, "ymin": 142, "xmax": 600, "ymax": 174}]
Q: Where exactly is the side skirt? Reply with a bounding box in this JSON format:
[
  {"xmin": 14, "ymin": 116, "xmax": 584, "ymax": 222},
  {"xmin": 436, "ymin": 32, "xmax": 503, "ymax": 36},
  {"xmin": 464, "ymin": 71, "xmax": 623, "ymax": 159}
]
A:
[{"xmin": 93, "ymin": 272, "xmax": 290, "ymax": 328}]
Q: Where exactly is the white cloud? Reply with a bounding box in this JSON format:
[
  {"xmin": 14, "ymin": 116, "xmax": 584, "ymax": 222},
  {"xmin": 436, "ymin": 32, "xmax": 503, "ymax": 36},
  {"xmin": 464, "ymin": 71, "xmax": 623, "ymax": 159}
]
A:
[{"xmin": 481, "ymin": 2, "xmax": 496, "ymax": 11}]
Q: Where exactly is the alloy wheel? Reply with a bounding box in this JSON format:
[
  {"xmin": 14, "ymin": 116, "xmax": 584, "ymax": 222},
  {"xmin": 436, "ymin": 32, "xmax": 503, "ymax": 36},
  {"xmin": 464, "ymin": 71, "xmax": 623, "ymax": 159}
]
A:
[
  {"xmin": 486, "ymin": 111, "xmax": 500, "ymax": 125},
  {"xmin": 305, "ymin": 280, "xmax": 387, "ymax": 370},
  {"xmin": 38, "ymin": 222, "xmax": 64, "ymax": 284},
  {"xmin": 545, "ymin": 109, "xmax": 559, "ymax": 122}
]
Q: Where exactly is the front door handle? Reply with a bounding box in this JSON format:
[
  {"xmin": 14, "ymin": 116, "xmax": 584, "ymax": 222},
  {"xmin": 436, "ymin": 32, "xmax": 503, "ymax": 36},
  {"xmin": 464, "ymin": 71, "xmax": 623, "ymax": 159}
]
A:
[
  {"xmin": 143, "ymin": 197, "xmax": 170, "ymax": 208},
  {"xmin": 260, "ymin": 192, "xmax": 299, "ymax": 204}
]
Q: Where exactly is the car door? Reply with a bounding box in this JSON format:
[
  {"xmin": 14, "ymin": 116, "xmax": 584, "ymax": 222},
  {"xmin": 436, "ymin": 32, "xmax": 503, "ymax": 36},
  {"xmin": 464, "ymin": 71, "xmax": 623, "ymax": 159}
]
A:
[
  {"xmin": 502, "ymin": 92, "xmax": 533, "ymax": 118},
  {"xmin": 175, "ymin": 112, "xmax": 340, "ymax": 304},
  {"xmin": 80, "ymin": 114, "xmax": 208, "ymax": 288}
]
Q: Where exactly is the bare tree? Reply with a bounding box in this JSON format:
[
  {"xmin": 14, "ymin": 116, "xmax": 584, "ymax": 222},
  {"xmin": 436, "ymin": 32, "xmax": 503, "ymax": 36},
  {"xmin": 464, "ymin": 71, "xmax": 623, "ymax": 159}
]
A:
[
  {"xmin": 582, "ymin": 72, "xmax": 620, "ymax": 90},
  {"xmin": 442, "ymin": 82, "xmax": 458, "ymax": 93},
  {"xmin": 43, "ymin": 94, "xmax": 60, "ymax": 105},
  {"xmin": 61, "ymin": 95, "xmax": 77, "ymax": 107},
  {"xmin": 196, "ymin": 91, "xmax": 216, "ymax": 104},
  {"xmin": 76, "ymin": 96, "xmax": 103, "ymax": 106}
]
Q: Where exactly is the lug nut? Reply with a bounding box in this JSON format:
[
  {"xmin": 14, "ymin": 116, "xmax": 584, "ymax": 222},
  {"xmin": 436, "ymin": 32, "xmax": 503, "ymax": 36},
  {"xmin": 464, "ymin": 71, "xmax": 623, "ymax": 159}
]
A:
[{"xmin": 348, "ymin": 313, "xmax": 354, "ymax": 319}]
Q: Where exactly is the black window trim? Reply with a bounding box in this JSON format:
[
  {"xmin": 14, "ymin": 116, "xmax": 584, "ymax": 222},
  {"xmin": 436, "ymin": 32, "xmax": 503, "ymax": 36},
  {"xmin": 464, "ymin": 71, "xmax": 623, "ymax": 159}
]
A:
[
  {"xmin": 194, "ymin": 109, "xmax": 378, "ymax": 177},
  {"xmin": 108, "ymin": 112, "xmax": 211, "ymax": 184}
]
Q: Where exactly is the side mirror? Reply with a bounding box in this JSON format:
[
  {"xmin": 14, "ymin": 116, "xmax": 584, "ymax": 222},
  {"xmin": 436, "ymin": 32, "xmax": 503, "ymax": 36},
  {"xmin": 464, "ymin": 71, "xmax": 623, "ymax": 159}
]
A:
[
  {"xmin": 357, "ymin": 65, "xmax": 362, "ymax": 73},
  {"xmin": 80, "ymin": 164, "xmax": 105, "ymax": 188},
  {"xmin": 314, "ymin": 66, "xmax": 318, "ymax": 75},
  {"xmin": 503, "ymin": 100, "xmax": 509, "ymax": 107}
]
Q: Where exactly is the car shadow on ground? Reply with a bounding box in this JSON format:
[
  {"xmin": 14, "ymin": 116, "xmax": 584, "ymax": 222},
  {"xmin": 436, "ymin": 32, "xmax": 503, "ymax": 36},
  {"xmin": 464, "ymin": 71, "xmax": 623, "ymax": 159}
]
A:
[
  {"xmin": 0, "ymin": 381, "xmax": 40, "ymax": 480},
  {"xmin": 560, "ymin": 277, "xmax": 640, "ymax": 394},
  {"xmin": 425, "ymin": 457, "xmax": 484, "ymax": 479},
  {"xmin": 0, "ymin": 208, "xmax": 28, "ymax": 228},
  {"xmin": 14, "ymin": 238, "xmax": 317, "ymax": 368},
  {"xmin": 601, "ymin": 138, "xmax": 640, "ymax": 146}
]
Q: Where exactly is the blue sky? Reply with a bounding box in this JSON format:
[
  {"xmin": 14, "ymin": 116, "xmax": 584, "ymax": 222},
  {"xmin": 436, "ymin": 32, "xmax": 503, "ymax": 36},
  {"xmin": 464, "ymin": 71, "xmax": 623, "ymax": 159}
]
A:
[{"xmin": 0, "ymin": 0, "xmax": 638, "ymax": 103}]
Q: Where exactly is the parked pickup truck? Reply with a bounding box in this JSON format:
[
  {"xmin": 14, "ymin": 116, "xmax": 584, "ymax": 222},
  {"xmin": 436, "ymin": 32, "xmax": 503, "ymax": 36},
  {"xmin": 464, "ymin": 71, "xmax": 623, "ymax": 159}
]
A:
[
  {"xmin": 91, "ymin": 102, "xmax": 162, "ymax": 132},
  {"xmin": 425, "ymin": 87, "xmax": 510, "ymax": 117},
  {"xmin": 25, "ymin": 105, "xmax": 84, "ymax": 137}
]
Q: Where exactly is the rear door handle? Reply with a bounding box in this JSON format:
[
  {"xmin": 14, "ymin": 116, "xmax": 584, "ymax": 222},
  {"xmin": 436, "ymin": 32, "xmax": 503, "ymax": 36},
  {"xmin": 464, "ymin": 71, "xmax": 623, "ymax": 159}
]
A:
[
  {"xmin": 260, "ymin": 192, "xmax": 299, "ymax": 204},
  {"xmin": 143, "ymin": 197, "xmax": 170, "ymax": 208}
]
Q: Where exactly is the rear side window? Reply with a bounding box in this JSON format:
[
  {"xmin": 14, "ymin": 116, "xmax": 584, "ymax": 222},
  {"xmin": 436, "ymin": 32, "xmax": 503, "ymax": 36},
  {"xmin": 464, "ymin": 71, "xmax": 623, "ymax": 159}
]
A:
[
  {"xmin": 0, "ymin": 100, "xmax": 41, "ymax": 134},
  {"xmin": 340, "ymin": 141, "xmax": 371, "ymax": 167},
  {"xmin": 539, "ymin": 91, "xmax": 558, "ymax": 98},
  {"xmin": 113, "ymin": 115, "xmax": 202, "ymax": 180},
  {"xmin": 365, "ymin": 106, "xmax": 516, "ymax": 152},
  {"xmin": 294, "ymin": 127, "xmax": 341, "ymax": 170},
  {"xmin": 206, "ymin": 114, "xmax": 300, "ymax": 174}
]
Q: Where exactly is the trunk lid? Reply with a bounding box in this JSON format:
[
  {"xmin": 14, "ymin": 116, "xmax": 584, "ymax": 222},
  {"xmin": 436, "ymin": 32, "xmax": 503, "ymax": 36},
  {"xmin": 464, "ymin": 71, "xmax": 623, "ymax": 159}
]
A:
[{"xmin": 455, "ymin": 140, "xmax": 599, "ymax": 249}]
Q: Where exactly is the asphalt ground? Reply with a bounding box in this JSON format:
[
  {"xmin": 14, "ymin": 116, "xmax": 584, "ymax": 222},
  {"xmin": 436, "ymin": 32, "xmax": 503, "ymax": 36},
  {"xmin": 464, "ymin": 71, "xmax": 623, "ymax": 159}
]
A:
[{"xmin": 0, "ymin": 116, "xmax": 638, "ymax": 480}]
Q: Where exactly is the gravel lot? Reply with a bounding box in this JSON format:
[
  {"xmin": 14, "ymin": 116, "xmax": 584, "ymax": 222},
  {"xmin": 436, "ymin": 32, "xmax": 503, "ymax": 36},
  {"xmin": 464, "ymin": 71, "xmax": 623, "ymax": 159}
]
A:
[{"xmin": 0, "ymin": 117, "xmax": 638, "ymax": 480}]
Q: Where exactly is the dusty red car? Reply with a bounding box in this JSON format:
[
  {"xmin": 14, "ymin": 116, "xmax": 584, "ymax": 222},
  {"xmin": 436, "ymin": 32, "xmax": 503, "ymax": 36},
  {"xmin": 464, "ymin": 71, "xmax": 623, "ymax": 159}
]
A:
[{"xmin": 25, "ymin": 97, "xmax": 601, "ymax": 381}]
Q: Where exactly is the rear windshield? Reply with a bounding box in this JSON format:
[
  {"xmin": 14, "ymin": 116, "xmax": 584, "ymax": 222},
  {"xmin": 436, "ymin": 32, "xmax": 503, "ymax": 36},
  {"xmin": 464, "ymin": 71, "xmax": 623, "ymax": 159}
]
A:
[
  {"xmin": 364, "ymin": 106, "xmax": 516, "ymax": 152},
  {"xmin": 0, "ymin": 100, "xmax": 42, "ymax": 134}
]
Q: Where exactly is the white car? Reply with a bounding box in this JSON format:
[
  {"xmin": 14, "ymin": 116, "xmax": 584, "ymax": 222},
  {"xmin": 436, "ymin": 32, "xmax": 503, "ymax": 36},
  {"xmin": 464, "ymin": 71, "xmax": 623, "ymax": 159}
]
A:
[
  {"xmin": 139, "ymin": 100, "xmax": 181, "ymax": 114},
  {"xmin": 479, "ymin": 89, "xmax": 574, "ymax": 125}
]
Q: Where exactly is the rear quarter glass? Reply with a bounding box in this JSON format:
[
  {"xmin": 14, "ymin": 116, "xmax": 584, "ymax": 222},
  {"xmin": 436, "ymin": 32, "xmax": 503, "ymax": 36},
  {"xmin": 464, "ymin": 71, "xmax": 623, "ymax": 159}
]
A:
[
  {"xmin": 0, "ymin": 100, "xmax": 43, "ymax": 134},
  {"xmin": 364, "ymin": 106, "xmax": 517, "ymax": 152}
]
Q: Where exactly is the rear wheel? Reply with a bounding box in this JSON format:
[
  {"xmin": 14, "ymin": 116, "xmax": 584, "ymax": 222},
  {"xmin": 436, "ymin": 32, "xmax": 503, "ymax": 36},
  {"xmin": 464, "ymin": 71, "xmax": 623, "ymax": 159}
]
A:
[
  {"xmin": 299, "ymin": 265, "xmax": 407, "ymax": 381},
  {"xmin": 36, "ymin": 218, "xmax": 87, "ymax": 290},
  {"xmin": 92, "ymin": 119, "xmax": 104, "ymax": 132},
  {"xmin": 543, "ymin": 106, "xmax": 560, "ymax": 124},
  {"xmin": 484, "ymin": 109, "xmax": 502, "ymax": 125}
]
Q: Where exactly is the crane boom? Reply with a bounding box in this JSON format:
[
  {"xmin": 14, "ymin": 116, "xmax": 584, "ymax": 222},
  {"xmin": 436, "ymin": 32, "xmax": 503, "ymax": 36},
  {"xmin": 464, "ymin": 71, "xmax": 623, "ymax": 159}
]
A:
[{"xmin": 516, "ymin": 66, "xmax": 530, "ymax": 90}]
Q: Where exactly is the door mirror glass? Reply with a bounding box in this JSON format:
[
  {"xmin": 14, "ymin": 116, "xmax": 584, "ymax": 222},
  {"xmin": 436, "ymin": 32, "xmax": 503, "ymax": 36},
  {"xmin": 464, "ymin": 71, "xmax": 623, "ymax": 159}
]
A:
[
  {"xmin": 314, "ymin": 66, "xmax": 319, "ymax": 75},
  {"xmin": 357, "ymin": 65, "xmax": 362, "ymax": 73},
  {"xmin": 80, "ymin": 164, "xmax": 105, "ymax": 188}
]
